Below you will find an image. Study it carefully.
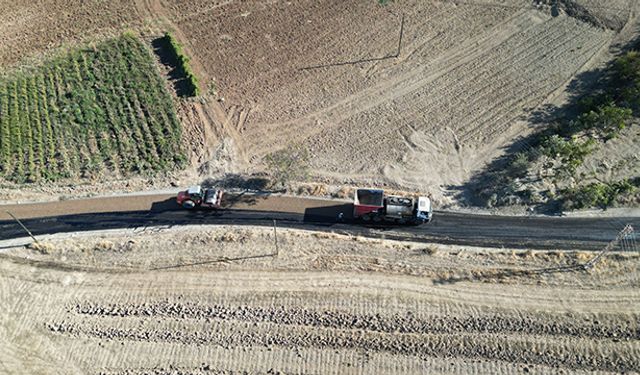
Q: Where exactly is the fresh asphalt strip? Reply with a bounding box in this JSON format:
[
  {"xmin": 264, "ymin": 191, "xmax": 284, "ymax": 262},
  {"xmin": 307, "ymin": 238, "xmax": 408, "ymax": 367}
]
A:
[{"xmin": 0, "ymin": 197, "xmax": 638, "ymax": 251}]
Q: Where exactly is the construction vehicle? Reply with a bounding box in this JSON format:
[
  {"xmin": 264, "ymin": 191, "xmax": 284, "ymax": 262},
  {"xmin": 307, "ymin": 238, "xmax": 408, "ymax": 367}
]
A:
[
  {"xmin": 353, "ymin": 188, "xmax": 432, "ymax": 224},
  {"xmin": 176, "ymin": 185, "xmax": 223, "ymax": 209}
]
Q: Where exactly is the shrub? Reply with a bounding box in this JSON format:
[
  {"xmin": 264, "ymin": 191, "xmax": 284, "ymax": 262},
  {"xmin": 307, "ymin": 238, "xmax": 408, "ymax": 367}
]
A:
[
  {"xmin": 163, "ymin": 32, "xmax": 200, "ymax": 97},
  {"xmin": 561, "ymin": 179, "xmax": 637, "ymax": 210},
  {"xmin": 614, "ymin": 51, "xmax": 640, "ymax": 82},
  {"xmin": 571, "ymin": 104, "xmax": 632, "ymax": 140},
  {"xmin": 506, "ymin": 152, "xmax": 530, "ymax": 178},
  {"xmin": 613, "ymin": 51, "xmax": 640, "ymax": 109},
  {"xmin": 541, "ymin": 135, "xmax": 594, "ymax": 175}
]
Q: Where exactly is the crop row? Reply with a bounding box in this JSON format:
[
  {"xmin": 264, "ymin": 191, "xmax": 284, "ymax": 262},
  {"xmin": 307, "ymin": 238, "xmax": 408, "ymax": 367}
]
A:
[{"xmin": 0, "ymin": 34, "xmax": 185, "ymax": 182}]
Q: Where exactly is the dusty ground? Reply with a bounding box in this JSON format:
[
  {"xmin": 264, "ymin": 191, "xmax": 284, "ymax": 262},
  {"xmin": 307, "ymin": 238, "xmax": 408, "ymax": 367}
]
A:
[
  {"xmin": 0, "ymin": 226, "xmax": 638, "ymax": 374},
  {"xmin": 154, "ymin": 0, "xmax": 637, "ymax": 203},
  {"xmin": 1, "ymin": 1, "xmax": 638, "ymax": 208},
  {"xmin": 0, "ymin": 0, "xmax": 145, "ymax": 68}
]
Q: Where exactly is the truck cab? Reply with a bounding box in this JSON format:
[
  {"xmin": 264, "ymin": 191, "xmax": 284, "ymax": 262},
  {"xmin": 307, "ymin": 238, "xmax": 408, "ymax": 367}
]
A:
[{"xmin": 415, "ymin": 196, "xmax": 432, "ymax": 223}]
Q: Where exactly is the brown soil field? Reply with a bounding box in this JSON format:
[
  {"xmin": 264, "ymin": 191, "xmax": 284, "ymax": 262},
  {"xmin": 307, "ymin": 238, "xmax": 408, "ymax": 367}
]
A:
[
  {"xmin": 0, "ymin": 0, "xmax": 145, "ymax": 67},
  {"xmin": 1, "ymin": 226, "xmax": 639, "ymax": 374},
  {"xmin": 1, "ymin": 1, "xmax": 638, "ymax": 207},
  {"xmin": 154, "ymin": 0, "xmax": 637, "ymax": 202}
]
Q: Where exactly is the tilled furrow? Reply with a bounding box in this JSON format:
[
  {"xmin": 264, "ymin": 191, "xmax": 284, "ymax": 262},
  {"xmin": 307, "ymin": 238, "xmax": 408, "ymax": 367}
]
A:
[
  {"xmin": 71, "ymin": 302, "xmax": 640, "ymax": 341},
  {"xmin": 97, "ymin": 365, "xmax": 271, "ymax": 375},
  {"xmin": 46, "ymin": 320, "xmax": 639, "ymax": 373}
]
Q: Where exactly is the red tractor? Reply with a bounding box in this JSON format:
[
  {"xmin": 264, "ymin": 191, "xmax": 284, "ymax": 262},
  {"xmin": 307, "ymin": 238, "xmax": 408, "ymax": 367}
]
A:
[{"xmin": 176, "ymin": 185, "xmax": 224, "ymax": 209}]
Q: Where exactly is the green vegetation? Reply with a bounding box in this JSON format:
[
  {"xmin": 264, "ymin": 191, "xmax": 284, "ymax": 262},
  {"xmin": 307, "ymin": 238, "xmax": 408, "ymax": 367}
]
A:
[
  {"xmin": 265, "ymin": 146, "xmax": 310, "ymax": 189},
  {"xmin": 540, "ymin": 135, "xmax": 595, "ymax": 176},
  {"xmin": 568, "ymin": 104, "xmax": 632, "ymax": 140},
  {"xmin": 561, "ymin": 179, "xmax": 639, "ymax": 210},
  {"xmin": 163, "ymin": 32, "xmax": 200, "ymax": 97},
  {"xmin": 0, "ymin": 34, "xmax": 185, "ymax": 183},
  {"xmin": 474, "ymin": 49, "xmax": 640, "ymax": 210}
]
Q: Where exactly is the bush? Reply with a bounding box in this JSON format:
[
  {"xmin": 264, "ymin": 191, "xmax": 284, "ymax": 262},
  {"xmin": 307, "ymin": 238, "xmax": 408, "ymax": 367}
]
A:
[
  {"xmin": 614, "ymin": 51, "xmax": 640, "ymax": 109},
  {"xmin": 561, "ymin": 179, "xmax": 637, "ymax": 210},
  {"xmin": 163, "ymin": 32, "xmax": 200, "ymax": 97},
  {"xmin": 614, "ymin": 51, "xmax": 640, "ymax": 82},
  {"xmin": 506, "ymin": 152, "xmax": 531, "ymax": 178},
  {"xmin": 571, "ymin": 104, "xmax": 632, "ymax": 139},
  {"xmin": 541, "ymin": 135, "xmax": 594, "ymax": 175}
]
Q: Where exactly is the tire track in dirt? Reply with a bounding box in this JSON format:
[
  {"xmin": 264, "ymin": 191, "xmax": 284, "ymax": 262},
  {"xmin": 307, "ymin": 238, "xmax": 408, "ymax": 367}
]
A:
[
  {"xmin": 338, "ymin": 13, "xmax": 574, "ymax": 155},
  {"xmin": 249, "ymin": 5, "xmax": 524, "ymax": 154},
  {"xmin": 2, "ymin": 254, "xmax": 638, "ymax": 374},
  {"xmin": 310, "ymin": 12, "xmax": 613, "ymax": 184},
  {"xmin": 300, "ymin": 9, "xmax": 544, "ymax": 161}
]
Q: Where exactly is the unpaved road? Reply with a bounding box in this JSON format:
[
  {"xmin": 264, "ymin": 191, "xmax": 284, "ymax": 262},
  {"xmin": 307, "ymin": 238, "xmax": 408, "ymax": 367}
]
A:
[{"xmin": 0, "ymin": 193, "xmax": 637, "ymax": 250}]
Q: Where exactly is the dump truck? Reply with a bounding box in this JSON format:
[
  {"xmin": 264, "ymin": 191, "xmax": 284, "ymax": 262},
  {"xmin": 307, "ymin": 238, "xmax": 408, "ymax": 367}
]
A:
[
  {"xmin": 176, "ymin": 185, "xmax": 223, "ymax": 209},
  {"xmin": 353, "ymin": 188, "xmax": 432, "ymax": 224}
]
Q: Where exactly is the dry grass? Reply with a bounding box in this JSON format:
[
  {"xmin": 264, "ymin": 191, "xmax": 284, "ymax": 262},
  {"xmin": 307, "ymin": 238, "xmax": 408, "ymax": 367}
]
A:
[
  {"xmin": 332, "ymin": 186, "xmax": 353, "ymax": 199},
  {"xmin": 420, "ymin": 246, "xmax": 439, "ymax": 256},
  {"xmin": 27, "ymin": 241, "xmax": 56, "ymax": 254},
  {"xmin": 93, "ymin": 240, "xmax": 115, "ymax": 252},
  {"xmin": 574, "ymin": 251, "xmax": 595, "ymax": 262},
  {"xmin": 311, "ymin": 232, "xmax": 343, "ymax": 240},
  {"xmin": 297, "ymin": 183, "xmax": 329, "ymax": 197}
]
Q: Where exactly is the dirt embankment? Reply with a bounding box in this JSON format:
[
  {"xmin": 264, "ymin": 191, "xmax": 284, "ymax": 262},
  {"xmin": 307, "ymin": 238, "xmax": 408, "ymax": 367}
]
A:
[{"xmin": 0, "ymin": 226, "xmax": 638, "ymax": 374}]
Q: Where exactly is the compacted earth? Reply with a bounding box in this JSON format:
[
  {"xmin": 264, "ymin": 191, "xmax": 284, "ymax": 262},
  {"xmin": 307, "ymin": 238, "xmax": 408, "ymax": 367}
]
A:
[{"xmin": 0, "ymin": 226, "xmax": 638, "ymax": 374}]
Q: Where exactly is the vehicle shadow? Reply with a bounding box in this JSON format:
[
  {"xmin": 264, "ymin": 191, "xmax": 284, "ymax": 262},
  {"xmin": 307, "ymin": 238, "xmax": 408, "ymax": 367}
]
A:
[
  {"xmin": 221, "ymin": 191, "xmax": 269, "ymax": 208},
  {"xmin": 303, "ymin": 204, "xmax": 353, "ymax": 224},
  {"xmin": 150, "ymin": 198, "xmax": 182, "ymax": 213}
]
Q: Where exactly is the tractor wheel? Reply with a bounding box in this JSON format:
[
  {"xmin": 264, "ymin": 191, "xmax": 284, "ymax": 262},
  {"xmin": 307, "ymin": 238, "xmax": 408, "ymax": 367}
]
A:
[
  {"xmin": 182, "ymin": 200, "xmax": 196, "ymax": 209},
  {"xmin": 361, "ymin": 214, "xmax": 371, "ymax": 222}
]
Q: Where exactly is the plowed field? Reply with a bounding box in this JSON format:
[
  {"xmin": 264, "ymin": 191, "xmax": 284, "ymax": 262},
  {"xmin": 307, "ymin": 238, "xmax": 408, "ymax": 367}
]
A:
[
  {"xmin": 1, "ymin": 226, "xmax": 639, "ymax": 374},
  {"xmin": 2, "ymin": 1, "xmax": 638, "ymax": 203},
  {"xmin": 156, "ymin": 0, "xmax": 633, "ymax": 201}
]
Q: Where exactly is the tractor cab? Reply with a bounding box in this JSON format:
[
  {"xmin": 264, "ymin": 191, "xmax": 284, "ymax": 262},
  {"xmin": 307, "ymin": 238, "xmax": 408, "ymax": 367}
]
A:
[{"xmin": 186, "ymin": 186, "xmax": 202, "ymax": 200}]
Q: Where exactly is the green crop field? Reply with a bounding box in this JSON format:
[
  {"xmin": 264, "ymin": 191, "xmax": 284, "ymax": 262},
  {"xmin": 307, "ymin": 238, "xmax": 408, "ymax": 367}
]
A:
[{"xmin": 0, "ymin": 34, "xmax": 185, "ymax": 183}]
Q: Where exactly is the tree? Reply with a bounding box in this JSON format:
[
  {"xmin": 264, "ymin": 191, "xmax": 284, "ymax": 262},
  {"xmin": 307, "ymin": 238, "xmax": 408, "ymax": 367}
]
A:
[{"xmin": 264, "ymin": 145, "xmax": 310, "ymax": 189}]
